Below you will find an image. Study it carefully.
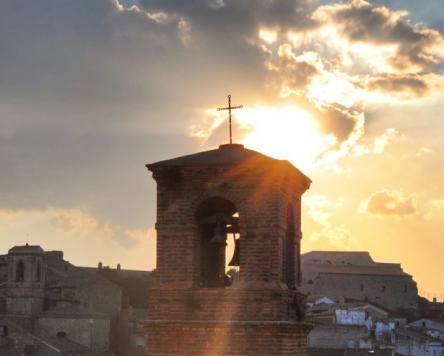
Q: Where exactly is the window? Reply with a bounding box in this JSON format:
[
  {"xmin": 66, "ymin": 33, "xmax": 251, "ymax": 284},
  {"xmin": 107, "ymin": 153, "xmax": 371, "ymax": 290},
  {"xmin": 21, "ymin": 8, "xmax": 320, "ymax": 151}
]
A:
[
  {"xmin": 381, "ymin": 285, "xmax": 386, "ymax": 292},
  {"xmin": 360, "ymin": 284, "xmax": 364, "ymax": 292},
  {"xmin": 16, "ymin": 261, "xmax": 25, "ymax": 283},
  {"xmin": 56, "ymin": 331, "xmax": 67, "ymax": 339},
  {"xmin": 36, "ymin": 261, "xmax": 41, "ymax": 282},
  {"xmin": 196, "ymin": 197, "xmax": 239, "ymax": 288},
  {"xmin": 404, "ymin": 284, "xmax": 408, "ymax": 293}
]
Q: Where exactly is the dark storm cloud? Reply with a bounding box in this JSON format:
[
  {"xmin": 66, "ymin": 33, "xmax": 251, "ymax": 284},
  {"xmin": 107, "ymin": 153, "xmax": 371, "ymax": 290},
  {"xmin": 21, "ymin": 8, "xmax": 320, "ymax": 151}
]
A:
[{"xmin": 313, "ymin": 0, "xmax": 443, "ymax": 70}]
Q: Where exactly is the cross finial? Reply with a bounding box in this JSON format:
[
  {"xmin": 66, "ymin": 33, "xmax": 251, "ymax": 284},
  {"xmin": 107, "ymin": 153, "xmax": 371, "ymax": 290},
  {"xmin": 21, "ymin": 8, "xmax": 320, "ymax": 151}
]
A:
[{"xmin": 217, "ymin": 94, "xmax": 243, "ymax": 144}]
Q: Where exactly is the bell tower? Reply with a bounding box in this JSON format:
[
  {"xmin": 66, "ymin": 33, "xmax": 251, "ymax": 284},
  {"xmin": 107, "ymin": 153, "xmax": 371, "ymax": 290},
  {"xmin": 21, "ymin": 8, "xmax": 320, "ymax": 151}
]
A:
[
  {"xmin": 144, "ymin": 143, "xmax": 312, "ymax": 355},
  {"xmin": 6, "ymin": 244, "xmax": 46, "ymax": 316}
]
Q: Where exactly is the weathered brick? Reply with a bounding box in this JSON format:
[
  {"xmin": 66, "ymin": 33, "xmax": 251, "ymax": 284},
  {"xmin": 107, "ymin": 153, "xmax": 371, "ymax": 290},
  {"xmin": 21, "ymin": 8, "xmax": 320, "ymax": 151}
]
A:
[{"xmin": 144, "ymin": 145, "xmax": 312, "ymax": 355}]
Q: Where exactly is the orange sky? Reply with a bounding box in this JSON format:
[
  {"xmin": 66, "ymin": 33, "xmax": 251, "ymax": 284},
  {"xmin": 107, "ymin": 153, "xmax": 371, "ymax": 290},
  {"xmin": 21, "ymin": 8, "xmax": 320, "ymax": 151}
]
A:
[{"xmin": 0, "ymin": 0, "xmax": 443, "ymax": 300}]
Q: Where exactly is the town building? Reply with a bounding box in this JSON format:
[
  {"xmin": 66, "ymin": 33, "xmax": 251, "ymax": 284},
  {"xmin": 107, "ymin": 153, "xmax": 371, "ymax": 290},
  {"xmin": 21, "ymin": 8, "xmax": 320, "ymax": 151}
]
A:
[
  {"xmin": 0, "ymin": 244, "xmax": 150, "ymax": 355},
  {"xmin": 306, "ymin": 297, "xmax": 403, "ymax": 353},
  {"xmin": 144, "ymin": 143, "xmax": 312, "ymax": 355},
  {"xmin": 395, "ymin": 320, "xmax": 444, "ymax": 356},
  {"xmin": 302, "ymin": 251, "xmax": 418, "ymax": 311},
  {"xmin": 394, "ymin": 318, "xmax": 444, "ymax": 355}
]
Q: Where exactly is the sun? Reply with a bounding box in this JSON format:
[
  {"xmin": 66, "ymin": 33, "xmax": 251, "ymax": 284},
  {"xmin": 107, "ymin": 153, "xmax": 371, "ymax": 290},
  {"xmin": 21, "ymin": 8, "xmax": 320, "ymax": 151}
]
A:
[{"xmin": 235, "ymin": 106, "xmax": 331, "ymax": 172}]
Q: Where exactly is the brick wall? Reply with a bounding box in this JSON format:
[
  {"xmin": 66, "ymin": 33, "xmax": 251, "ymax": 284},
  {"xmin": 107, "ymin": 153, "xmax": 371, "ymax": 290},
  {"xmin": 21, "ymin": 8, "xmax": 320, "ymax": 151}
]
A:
[
  {"xmin": 145, "ymin": 321, "xmax": 311, "ymax": 356},
  {"xmin": 152, "ymin": 163, "xmax": 305, "ymax": 290},
  {"xmin": 145, "ymin": 146, "xmax": 312, "ymax": 355}
]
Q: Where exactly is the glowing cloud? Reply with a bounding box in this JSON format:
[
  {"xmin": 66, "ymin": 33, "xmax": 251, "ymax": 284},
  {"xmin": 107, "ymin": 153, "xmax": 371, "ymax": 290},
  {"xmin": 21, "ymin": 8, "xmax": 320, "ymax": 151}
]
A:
[{"xmin": 361, "ymin": 190, "xmax": 417, "ymax": 217}]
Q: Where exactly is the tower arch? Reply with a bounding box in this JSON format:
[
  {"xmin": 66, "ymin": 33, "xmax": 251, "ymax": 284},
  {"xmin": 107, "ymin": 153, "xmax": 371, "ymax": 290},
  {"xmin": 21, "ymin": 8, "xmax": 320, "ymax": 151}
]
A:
[{"xmin": 195, "ymin": 197, "xmax": 240, "ymax": 288}]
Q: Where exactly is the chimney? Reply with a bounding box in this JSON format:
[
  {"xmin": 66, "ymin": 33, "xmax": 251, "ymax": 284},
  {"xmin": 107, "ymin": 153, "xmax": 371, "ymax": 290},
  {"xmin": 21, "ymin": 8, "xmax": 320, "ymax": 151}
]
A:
[{"xmin": 98, "ymin": 262, "xmax": 103, "ymax": 270}]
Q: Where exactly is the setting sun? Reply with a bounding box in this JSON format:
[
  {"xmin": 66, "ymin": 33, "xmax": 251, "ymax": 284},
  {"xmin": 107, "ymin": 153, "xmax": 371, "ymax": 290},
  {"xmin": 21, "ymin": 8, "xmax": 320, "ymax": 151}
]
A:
[{"xmin": 236, "ymin": 106, "xmax": 330, "ymax": 172}]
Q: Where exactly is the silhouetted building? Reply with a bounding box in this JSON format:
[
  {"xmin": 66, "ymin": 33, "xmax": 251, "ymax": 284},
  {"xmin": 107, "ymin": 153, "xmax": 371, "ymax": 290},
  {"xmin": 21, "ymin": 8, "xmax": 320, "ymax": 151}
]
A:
[
  {"xmin": 0, "ymin": 244, "xmax": 151, "ymax": 355},
  {"xmin": 302, "ymin": 251, "xmax": 418, "ymax": 311},
  {"xmin": 144, "ymin": 143, "xmax": 312, "ymax": 355}
]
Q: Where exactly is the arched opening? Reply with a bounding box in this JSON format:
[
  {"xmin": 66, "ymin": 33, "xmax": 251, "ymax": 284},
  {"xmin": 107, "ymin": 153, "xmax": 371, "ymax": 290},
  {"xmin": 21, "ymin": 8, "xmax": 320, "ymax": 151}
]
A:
[
  {"xmin": 16, "ymin": 261, "xmax": 25, "ymax": 283},
  {"xmin": 196, "ymin": 197, "xmax": 240, "ymax": 288},
  {"xmin": 56, "ymin": 331, "xmax": 67, "ymax": 339},
  {"xmin": 36, "ymin": 261, "xmax": 41, "ymax": 282},
  {"xmin": 284, "ymin": 203, "xmax": 296, "ymax": 289}
]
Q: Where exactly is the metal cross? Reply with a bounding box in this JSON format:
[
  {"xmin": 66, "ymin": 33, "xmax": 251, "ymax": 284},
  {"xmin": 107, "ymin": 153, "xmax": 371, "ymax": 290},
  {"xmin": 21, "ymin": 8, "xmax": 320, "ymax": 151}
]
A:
[{"xmin": 217, "ymin": 94, "xmax": 243, "ymax": 144}]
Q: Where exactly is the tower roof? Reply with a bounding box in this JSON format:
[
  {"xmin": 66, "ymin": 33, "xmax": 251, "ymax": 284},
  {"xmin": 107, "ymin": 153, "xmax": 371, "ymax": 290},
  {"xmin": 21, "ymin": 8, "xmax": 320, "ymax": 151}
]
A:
[
  {"xmin": 8, "ymin": 244, "xmax": 44, "ymax": 255},
  {"xmin": 147, "ymin": 143, "xmax": 311, "ymax": 185}
]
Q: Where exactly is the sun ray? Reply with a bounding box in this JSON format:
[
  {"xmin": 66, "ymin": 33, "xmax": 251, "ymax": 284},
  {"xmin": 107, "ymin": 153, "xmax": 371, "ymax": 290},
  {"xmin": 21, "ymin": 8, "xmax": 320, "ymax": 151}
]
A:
[{"xmin": 235, "ymin": 106, "xmax": 332, "ymax": 172}]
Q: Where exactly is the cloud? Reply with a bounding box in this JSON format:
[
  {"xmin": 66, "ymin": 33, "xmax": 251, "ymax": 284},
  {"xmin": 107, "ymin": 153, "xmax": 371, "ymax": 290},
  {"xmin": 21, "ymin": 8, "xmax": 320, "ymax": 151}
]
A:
[
  {"xmin": 365, "ymin": 73, "xmax": 442, "ymax": 98},
  {"xmin": 50, "ymin": 209, "xmax": 100, "ymax": 234},
  {"xmin": 0, "ymin": 0, "xmax": 443, "ymax": 250},
  {"xmin": 305, "ymin": 194, "xmax": 343, "ymax": 226},
  {"xmin": 312, "ymin": 0, "xmax": 444, "ymax": 71},
  {"xmin": 361, "ymin": 190, "xmax": 417, "ymax": 217},
  {"xmin": 0, "ymin": 209, "xmax": 27, "ymax": 219},
  {"xmin": 136, "ymin": 0, "xmax": 315, "ymax": 36},
  {"xmin": 318, "ymin": 104, "xmax": 363, "ymax": 143},
  {"xmin": 310, "ymin": 225, "xmax": 351, "ymax": 244},
  {"xmin": 424, "ymin": 198, "xmax": 444, "ymax": 221},
  {"xmin": 50, "ymin": 208, "xmax": 148, "ymax": 248},
  {"xmin": 0, "ymin": 207, "xmax": 149, "ymax": 249},
  {"xmin": 416, "ymin": 147, "xmax": 434, "ymax": 157},
  {"xmin": 372, "ymin": 128, "xmax": 398, "ymax": 153},
  {"xmin": 267, "ymin": 44, "xmax": 319, "ymax": 93},
  {"xmin": 304, "ymin": 194, "xmax": 350, "ymax": 244}
]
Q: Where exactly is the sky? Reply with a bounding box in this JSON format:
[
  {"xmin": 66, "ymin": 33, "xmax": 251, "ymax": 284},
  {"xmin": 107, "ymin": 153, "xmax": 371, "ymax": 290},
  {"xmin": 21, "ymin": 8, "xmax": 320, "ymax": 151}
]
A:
[{"xmin": 0, "ymin": 0, "xmax": 443, "ymax": 299}]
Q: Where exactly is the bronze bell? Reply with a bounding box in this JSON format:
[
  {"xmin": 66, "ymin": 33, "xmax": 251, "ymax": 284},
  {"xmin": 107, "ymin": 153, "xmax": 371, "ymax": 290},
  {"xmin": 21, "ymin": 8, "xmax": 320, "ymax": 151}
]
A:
[
  {"xmin": 210, "ymin": 222, "xmax": 227, "ymax": 245},
  {"xmin": 228, "ymin": 237, "xmax": 240, "ymax": 266}
]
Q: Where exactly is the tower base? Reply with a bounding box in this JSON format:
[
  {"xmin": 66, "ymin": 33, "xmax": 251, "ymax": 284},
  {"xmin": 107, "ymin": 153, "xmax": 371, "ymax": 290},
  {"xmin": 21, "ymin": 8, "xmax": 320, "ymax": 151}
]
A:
[{"xmin": 144, "ymin": 320, "xmax": 312, "ymax": 356}]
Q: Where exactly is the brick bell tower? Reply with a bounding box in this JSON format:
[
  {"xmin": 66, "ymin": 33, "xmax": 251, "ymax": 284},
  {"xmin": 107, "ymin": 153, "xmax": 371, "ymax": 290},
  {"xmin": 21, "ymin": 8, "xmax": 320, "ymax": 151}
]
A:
[{"xmin": 144, "ymin": 143, "xmax": 312, "ymax": 355}]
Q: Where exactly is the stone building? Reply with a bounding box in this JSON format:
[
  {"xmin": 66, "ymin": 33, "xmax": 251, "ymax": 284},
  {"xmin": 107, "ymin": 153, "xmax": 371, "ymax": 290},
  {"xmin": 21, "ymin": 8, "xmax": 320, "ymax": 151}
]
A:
[
  {"xmin": 144, "ymin": 143, "xmax": 312, "ymax": 355},
  {"xmin": 395, "ymin": 324, "xmax": 444, "ymax": 355},
  {"xmin": 301, "ymin": 251, "xmax": 418, "ymax": 312},
  {"xmin": 306, "ymin": 298, "xmax": 405, "ymax": 353},
  {"xmin": 0, "ymin": 244, "xmax": 151, "ymax": 355}
]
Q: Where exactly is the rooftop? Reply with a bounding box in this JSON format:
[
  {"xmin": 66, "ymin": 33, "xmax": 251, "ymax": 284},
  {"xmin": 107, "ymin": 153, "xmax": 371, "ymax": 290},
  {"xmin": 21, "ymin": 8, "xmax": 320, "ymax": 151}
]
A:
[
  {"xmin": 397, "ymin": 327, "xmax": 443, "ymax": 342},
  {"xmin": 8, "ymin": 244, "xmax": 44, "ymax": 255},
  {"xmin": 147, "ymin": 143, "xmax": 311, "ymax": 183},
  {"xmin": 316, "ymin": 265, "xmax": 409, "ymax": 277}
]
